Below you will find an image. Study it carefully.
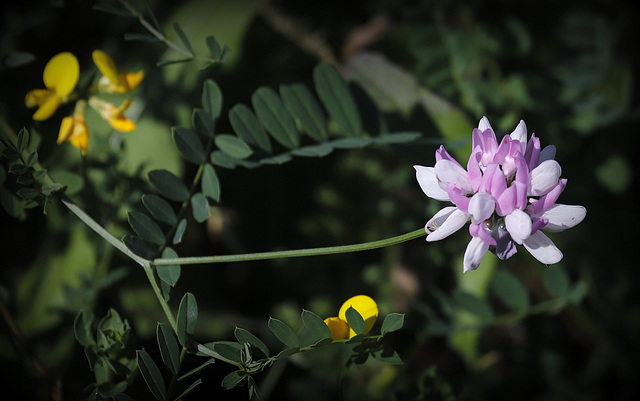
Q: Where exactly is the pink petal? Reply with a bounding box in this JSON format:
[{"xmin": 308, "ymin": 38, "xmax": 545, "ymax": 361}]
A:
[
  {"xmin": 414, "ymin": 165, "xmax": 450, "ymax": 201},
  {"xmin": 468, "ymin": 192, "xmax": 495, "ymax": 222},
  {"xmin": 522, "ymin": 231, "xmax": 563, "ymax": 265},
  {"xmin": 541, "ymin": 204, "xmax": 586, "ymax": 232},
  {"xmin": 509, "ymin": 120, "xmax": 527, "ymax": 155}
]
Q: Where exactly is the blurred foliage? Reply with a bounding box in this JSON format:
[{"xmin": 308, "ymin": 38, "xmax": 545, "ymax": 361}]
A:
[{"xmin": 1, "ymin": 0, "xmax": 639, "ymax": 400}]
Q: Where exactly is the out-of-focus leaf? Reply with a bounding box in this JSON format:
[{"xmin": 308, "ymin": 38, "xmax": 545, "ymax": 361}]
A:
[
  {"xmin": 173, "ymin": 22, "xmax": 193, "ymax": 54},
  {"xmin": 74, "ymin": 310, "xmax": 96, "ymax": 347},
  {"xmin": 330, "ymin": 137, "xmax": 372, "ymax": 149},
  {"xmin": 280, "ymin": 83, "xmax": 328, "ymax": 141},
  {"xmin": 157, "ymin": 323, "xmax": 181, "ymax": 375},
  {"xmin": 123, "ymin": 235, "xmax": 157, "ymax": 260},
  {"xmin": 492, "ymin": 270, "xmax": 529, "ymax": 310},
  {"xmin": 372, "ymin": 132, "xmax": 422, "ymax": 144},
  {"xmin": 16, "ymin": 128, "xmax": 30, "ymax": 153},
  {"xmin": 314, "ymin": 63, "xmax": 362, "ymax": 137},
  {"xmin": 252, "ymin": 87, "xmax": 299, "ymax": 149},
  {"xmin": 291, "ymin": 143, "xmax": 333, "ymax": 157},
  {"xmin": 173, "ymin": 126, "xmax": 206, "ymax": 164},
  {"xmin": 214, "ymin": 134, "xmax": 253, "ymax": 159},
  {"xmin": 452, "ymin": 290, "xmax": 494, "ymax": 320},
  {"xmin": 545, "ymin": 267, "xmax": 570, "ymax": 298},
  {"xmin": 173, "ymin": 218, "xmax": 187, "ymax": 244},
  {"xmin": 202, "ymin": 79, "xmax": 223, "ymax": 120},
  {"xmin": 49, "ymin": 170, "xmax": 83, "ymax": 196},
  {"xmin": 228, "ymin": 104, "xmax": 271, "ymax": 152},
  {"xmin": 148, "ymin": 170, "xmax": 189, "ymax": 202},
  {"xmin": 4, "ymin": 51, "xmax": 36, "ymax": 68},
  {"xmin": 174, "ymin": 378, "xmax": 202, "ymax": 401},
  {"xmin": 210, "ymin": 150, "xmax": 239, "ymax": 169},
  {"xmin": 235, "ymin": 327, "xmax": 270, "ymax": 358},
  {"xmin": 371, "ymin": 343, "xmax": 403, "ymax": 365}
]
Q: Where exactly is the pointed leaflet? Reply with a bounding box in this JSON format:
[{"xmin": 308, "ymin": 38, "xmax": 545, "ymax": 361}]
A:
[
  {"xmin": 252, "ymin": 87, "xmax": 299, "ymax": 149},
  {"xmin": 123, "ymin": 235, "xmax": 157, "ymax": 259},
  {"xmin": 381, "ymin": 313, "xmax": 404, "ymax": 335},
  {"xmin": 234, "ymin": 327, "xmax": 270, "ymax": 358},
  {"xmin": 221, "ymin": 371, "xmax": 246, "ymax": 390},
  {"xmin": 201, "ymin": 163, "xmax": 220, "ymax": 203},
  {"xmin": 128, "ymin": 211, "xmax": 165, "ymax": 246},
  {"xmin": 173, "ymin": 23, "xmax": 193, "ymax": 54},
  {"xmin": 206, "ymin": 35, "xmax": 222, "ymax": 59},
  {"xmin": 17, "ymin": 128, "xmax": 30, "ymax": 153},
  {"xmin": 345, "ymin": 307, "xmax": 365, "ymax": 336},
  {"xmin": 214, "ymin": 134, "xmax": 253, "ymax": 159},
  {"xmin": 173, "ymin": 126, "xmax": 206, "ymax": 164},
  {"xmin": 291, "ymin": 143, "xmax": 333, "ymax": 158},
  {"xmin": 193, "ymin": 109, "xmax": 215, "ymax": 139},
  {"xmin": 74, "ymin": 310, "xmax": 96, "ymax": 347},
  {"xmin": 313, "ymin": 63, "xmax": 362, "ymax": 137},
  {"xmin": 177, "ymin": 292, "xmax": 198, "ymax": 347},
  {"xmin": 191, "ymin": 192, "xmax": 210, "ymax": 223},
  {"xmin": 301, "ymin": 310, "xmax": 332, "ymax": 340},
  {"xmin": 280, "ymin": 83, "xmax": 328, "ymax": 142},
  {"xmin": 148, "ymin": 170, "xmax": 189, "ymax": 202},
  {"xmin": 174, "ymin": 378, "xmax": 203, "ymax": 401},
  {"xmin": 137, "ymin": 350, "xmax": 167, "ymax": 401},
  {"xmin": 157, "ymin": 247, "xmax": 181, "ymax": 287},
  {"xmin": 229, "ymin": 104, "xmax": 272, "ymax": 152},
  {"xmin": 492, "ymin": 270, "xmax": 529, "ymax": 310},
  {"xmin": 173, "ymin": 218, "xmax": 187, "ymax": 244},
  {"xmin": 268, "ymin": 318, "xmax": 300, "ymax": 348},
  {"xmin": 157, "ymin": 323, "xmax": 181, "ymax": 375},
  {"xmin": 202, "ymin": 79, "xmax": 222, "ymax": 120},
  {"xmin": 142, "ymin": 194, "xmax": 177, "ymax": 225}
]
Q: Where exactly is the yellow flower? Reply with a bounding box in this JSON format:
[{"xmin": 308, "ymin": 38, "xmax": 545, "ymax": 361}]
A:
[
  {"xmin": 324, "ymin": 295, "xmax": 379, "ymax": 340},
  {"xmin": 89, "ymin": 97, "xmax": 136, "ymax": 132},
  {"xmin": 25, "ymin": 52, "xmax": 79, "ymax": 120},
  {"xmin": 92, "ymin": 50, "xmax": 144, "ymax": 94},
  {"xmin": 57, "ymin": 100, "xmax": 89, "ymax": 155}
]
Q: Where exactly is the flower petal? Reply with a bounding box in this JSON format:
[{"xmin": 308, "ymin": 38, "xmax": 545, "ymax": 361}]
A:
[
  {"xmin": 505, "ymin": 209, "xmax": 532, "ymax": 244},
  {"xmin": 43, "ymin": 52, "xmax": 79, "ymax": 97},
  {"xmin": 509, "ymin": 120, "xmax": 527, "ymax": 155},
  {"xmin": 92, "ymin": 50, "xmax": 120, "ymax": 87},
  {"xmin": 426, "ymin": 207, "xmax": 469, "ymax": 241},
  {"xmin": 323, "ymin": 317, "xmax": 349, "ymax": 341},
  {"xmin": 539, "ymin": 145, "xmax": 556, "ymax": 163},
  {"xmin": 541, "ymin": 204, "xmax": 586, "ymax": 232},
  {"xmin": 57, "ymin": 116, "xmax": 74, "ymax": 143},
  {"xmin": 463, "ymin": 236, "xmax": 489, "ymax": 272},
  {"xmin": 435, "ymin": 160, "xmax": 473, "ymax": 193},
  {"xmin": 529, "ymin": 159, "xmax": 561, "ymax": 196},
  {"xmin": 478, "ymin": 116, "xmax": 492, "ymax": 132},
  {"xmin": 522, "ymin": 230, "xmax": 563, "ymax": 265},
  {"xmin": 414, "ymin": 165, "xmax": 449, "ymax": 201},
  {"xmin": 468, "ymin": 192, "xmax": 495, "ymax": 222},
  {"xmin": 32, "ymin": 94, "xmax": 62, "ymax": 121}
]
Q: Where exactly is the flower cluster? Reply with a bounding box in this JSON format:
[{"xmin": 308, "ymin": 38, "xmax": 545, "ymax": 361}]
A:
[
  {"xmin": 415, "ymin": 117, "xmax": 586, "ymax": 272},
  {"xmin": 25, "ymin": 50, "xmax": 143, "ymax": 155},
  {"xmin": 324, "ymin": 295, "xmax": 378, "ymax": 340}
]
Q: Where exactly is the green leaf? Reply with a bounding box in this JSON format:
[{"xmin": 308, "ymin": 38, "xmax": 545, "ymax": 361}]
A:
[
  {"xmin": 203, "ymin": 79, "xmax": 223, "ymax": 120},
  {"xmin": 157, "ymin": 323, "xmax": 181, "ymax": 375},
  {"xmin": 201, "ymin": 164, "xmax": 221, "ymax": 203},
  {"xmin": 371, "ymin": 343, "xmax": 403, "ymax": 365},
  {"xmin": 492, "ymin": 270, "xmax": 530, "ymax": 310},
  {"xmin": 345, "ymin": 307, "xmax": 365, "ymax": 336},
  {"xmin": 178, "ymin": 358, "xmax": 215, "ymax": 381},
  {"xmin": 124, "ymin": 33, "xmax": 163, "ymax": 43},
  {"xmin": 314, "ymin": 63, "xmax": 362, "ymax": 137},
  {"xmin": 49, "ymin": 170, "xmax": 83, "ymax": 196},
  {"xmin": 74, "ymin": 310, "xmax": 96, "ymax": 347},
  {"xmin": 128, "ymin": 211, "xmax": 165, "ymax": 246},
  {"xmin": 26, "ymin": 151, "xmax": 38, "ymax": 167},
  {"xmin": 381, "ymin": 313, "xmax": 404, "ymax": 335},
  {"xmin": 156, "ymin": 58, "xmax": 193, "ymax": 67},
  {"xmin": 173, "ymin": 126, "xmax": 206, "ymax": 164},
  {"xmin": 173, "ymin": 218, "xmax": 187, "ymax": 244},
  {"xmin": 235, "ymin": 327, "xmax": 270, "ymax": 357},
  {"xmin": 331, "ymin": 137, "xmax": 372, "ymax": 149},
  {"xmin": 157, "ymin": 247, "xmax": 181, "ymax": 286},
  {"xmin": 137, "ymin": 350, "xmax": 167, "ymax": 401},
  {"xmin": 9, "ymin": 163, "xmax": 29, "ymax": 175},
  {"xmin": 173, "ymin": 22, "xmax": 193, "ymax": 54},
  {"xmin": 452, "ymin": 290, "xmax": 494, "ymax": 320},
  {"xmin": 214, "ymin": 134, "xmax": 253, "ymax": 159},
  {"xmin": 221, "ymin": 371, "xmax": 246, "ymax": 390},
  {"xmin": 280, "ymin": 83, "xmax": 328, "ymax": 141},
  {"xmin": 16, "ymin": 174, "xmax": 34, "ymax": 185},
  {"xmin": 291, "ymin": 143, "xmax": 333, "ymax": 157},
  {"xmin": 16, "ymin": 128, "xmax": 30, "ymax": 153},
  {"xmin": 206, "ymin": 35, "xmax": 222, "ymax": 59},
  {"xmin": 252, "ymin": 87, "xmax": 299, "ymax": 149},
  {"xmin": 16, "ymin": 188, "xmax": 39, "ymax": 200},
  {"xmin": 177, "ymin": 293, "xmax": 198, "ymax": 347},
  {"xmin": 123, "ymin": 235, "xmax": 157, "ymax": 259},
  {"xmin": 4, "ymin": 51, "xmax": 36, "ymax": 68},
  {"xmin": 210, "ymin": 150, "xmax": 239, "ymax": 169},
  {"xmin": 228, "ymin": 104, "xmax": 272, "ymax": 152},
  {"xmin": 372, "ymin": 132, "xmax": 422, "ymax": 144},
  {"xmin": 174, "ymin": 378, "xmax": 203, "ymax": 401},
  {"xmin": 220, "ymin": 45, "xmax": 232, "ymax": 63},
  {"xmin": 274, "ymin": 347, "xmax": 299, "ymax": 359},
  {"xmin": 142, "ymin": 195, "xmax": 177, "ymax": 225},
  {"xmin": 259, "ymin": 155, "xmax": 292, "ymax": 165},
  {"xmin": 268, "ymin": 318, "xmax": 300, "ymax": 348},
  {"xmin": 148, "ymin": 170, "xmax": 189, "ymax": 202},
  {"xmin": 545, "ymin": 267, "xmax": 570, "ymax": 298},
  {"xmin": 209, "ymin": 341, "xmax": 243, "ymax": 363},
  {"xmin": 190, "ymin": 193, "xmax": 210, "ymax": 223},
  {"xmin": 301, "ymin": 310, "xmax": 332, "ymax": 340},
  {"xmin": 193, "ymin": 109, "xmax": 215, "ymax": 139}
]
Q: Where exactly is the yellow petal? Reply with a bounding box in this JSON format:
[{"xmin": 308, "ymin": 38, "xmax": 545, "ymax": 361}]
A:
[
  {"xmin": 43, "ymin": 52, "xmax": 79, "ymax": 97},
  {"xmin": 25, "ymin": 89, "xmax": 52, "ymax": 108},
  {"xmin": 122, "ymin": 70, "xmax": 144, "ymax": 91},
  {"xmin": 69, "ymin": 123, "xmax": 89, "ymax": 155},
  {"xmin": 32, "ymin": 94, "xmax": 62, "ymax": 121},
  {"xmin": 338, "ymin": 295, "xmax": 378, "ymax": 338},
  {"xmin": 58, "ymin": 116, "xmax": 74, "ymax": 143},
  {"xmin": 92, "ymin": 50, "xmax": 120, "ymax": 87},
  {"xmin": 109, "ymin": 117, "xmax": 136, "ymax": 132},
  {"xmin": 323, "ymin": 317, "xmax": 350, "ymax": 341}
]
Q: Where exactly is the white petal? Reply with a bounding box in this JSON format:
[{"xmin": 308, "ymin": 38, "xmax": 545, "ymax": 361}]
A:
[
  {"xmin": 539, "ymin": 145, "xmax": 556, "ymax": 163},
  {"xmin": 478, "ymin": 116, "xmax": 492, "ymax": 132},
  {"xmin": 541, "ymin": 204, "xmax": 586, "ymax": 232},
  {"xmin": 435, "ymin": 160, "xmax": 472, "ymax": 193},
  {"xmin": 522, "ymin": 231, "xmax": 563, "ymax": 265},
  {"xmin": 505, "ymin": 209, "xmax": 532, "ymax": 244},
  {"xmin": 414, "ymin": 165, "xmax": 450, "ymax": 201},
  {"xmin": 426, "ymin": 208, "xmax": 469, "ymax": 242},
  {"xmin": 463, "ymin": 236, "xmax": 490, "ymax": 272},
  {"xmin": 468, "ymin": 192, "xmax": 495, "ymax": 222},
  {"xmin": 529, "ymin": 159, "xmax": 561, "ymax": 196},
  {"xmin": 509, "ymin": 120, "xmax": 527, "ymax": 155}
]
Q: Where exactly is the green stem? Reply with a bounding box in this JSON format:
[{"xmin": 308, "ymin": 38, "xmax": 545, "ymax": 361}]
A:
[{"xmin": 154, "ymin": 228, "xmax": 426, "ymax": 266}]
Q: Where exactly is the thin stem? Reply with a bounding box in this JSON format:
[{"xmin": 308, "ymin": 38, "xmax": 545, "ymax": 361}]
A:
[{"xmin": 154, "ymin": 228, "xmax": 426, "ymax": 266}]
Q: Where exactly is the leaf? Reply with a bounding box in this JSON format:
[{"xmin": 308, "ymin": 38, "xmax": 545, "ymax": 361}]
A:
[
  {"xmin": 492, "ymin": 270, "xmax": 529, "ymax": 310},
  {"xmin": 201, "ymin": 164, "xmax": 221, "ymax": 203},
  {"xmin": 229, "ymin": 103, "xmax": 272, "ymax": 152},
  {"xmin": 206, "ymin": 35, "xmax": 222, "ymax": 59},
  {"xmin": 123, "ymin": 235, "xmax": 157, "ymax": 259},
  {"xmin": 203, "ymin": 79, "xmax": 223, "ymax": 120},
  {"xmin": 452, "ymin": 290, "xmax": 494, "ymax": 320},
  {"xmin": 148, "ymin": 170, "xmax": 189, "ymax": 202},
  {"xmin": 301, "ymin": 310, "xmax": 332, "ymax": 340},
  {"xmin": 214, "ymin": 134, "xmax": 253, "ymax": 159},
  {"xmin": 371, "ymin": 344, "xmax": 403, "ymax": 365},
  {"xmin": 252, "ymin": 87, "xmax": 299, "ymax": 149},
  {"xmin": 259, "ymin": 155, "xmax": 292, "ymax": 165},
  {"xmin": 74, "ymin": 310, "xmax": 96, "ymax": 347},
  {"xmin": 190, "ymin": 193, "xmax": 210, "ymax": 223},
  {"xmin": 209, "ymin": 341, "xmax": 243, "ymax": 363},
  {"xmin": 174, "ymin": 378, "xmax": 203, "ymax": 401},
  {"xmin": 17, "ymin": 128, "xmax": 30, "ymax": 153},
  {"xmin": 173, "ymin": 218, "xmax": 187, "ymax": 244},
  {"xmin": 221, "ymin": 371, "xmax": 246, "ymax": 390},
  {"xmin": 49, "ymin": 170, "xmax": 84, "ymax": 196},
  {"xmin": 156, "ymin": 58, "xmax": 193, "ymax": 67},
  {"xmin": 345, "ymin": 307, "xmax": 365, "ymax": 336},
  {"xmin": 128, "ymin": 211, "xmax": 165, "ymax": 246},
  {"xmin": 545, "ymin": 267, "xmax": 570, "ymax": 298},
  {"xmin": 16, "ymin": 188, "xmax": 39, "ymax": 200},
  {"xmin": 313, "ymin": 63, "xmax": 362, "ymax": 137},
  {"xmin": 372, "ymin": 132, "xmax": 422, "ymax": 144},
  {"xmin": 9, "ymin": 164, "xmax": 29, "ymax": 175},
  {"xmin": 330, "ymin": 137, "xmax": 372, "ymax": 149},
  {"xmin": 157, "ymin": 247, "xmax": 181, "ymax": 286},
  {"xmin": 177, "ymin": 292, "xmax": 198, "ymax": 347},
  {"xmin": 137, "ymin": 350, "xmax": 167, "ymax": 401},
  {"xmin": 235, "ymin": 327, "xmax": 270, "ymax": 358},
  {"xmin": 173, "ymin": 126, "xmax": 206, "ymax": 164},
  {"xmin": 268, "ymin": 318, "xmax": 299, "ymax": 348},
  {"xmin": 142, "ymin": 195, "xmax": 177, "ymax": 225},
  {"xmin": 178, "ymin": 359, "xmax": 215, "ymax": 381},
  {"xmin": 157, "ymin": 323, "xmax": 181, "ymax": 375},
  {"xmin": 4, "ymin": 51, "xmax": 36, "ymax": 68},
  {"xmin": 381, "ymin": 313, "xmax": 404, "ymax": 335},
  {"xmin": 192, "ymin": 109, "xmax": 215, "ymax": 139},
  {"xmin": 291, "ymin": 143, "xmax": 333, "ymax": 157},
  {"xmin": 26, "ymin": 151, "xmax": 38, "ymax": 167},
  {"xmin": 210, "ymin": 150, "xmax": 239, "ymax": 169},
  {"xmin": 173, "ymin": 22, "xmax": 193, "ymax": 54},
  {"xmin": 124, "ymin": 33, "xmax": 163, "ymax": 43},
  {"xmin": 275, "ymin": 347, "xmax": 299, "ymax": 359},
  {"xmin": 280, "ymin": 83, "xmax": 328, "ymax": 141}
]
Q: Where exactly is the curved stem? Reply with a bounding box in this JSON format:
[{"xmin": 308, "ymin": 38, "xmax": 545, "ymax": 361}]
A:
[{"xmin": 154, "ymin": 228, "xmax": 426, "ymax": 266}]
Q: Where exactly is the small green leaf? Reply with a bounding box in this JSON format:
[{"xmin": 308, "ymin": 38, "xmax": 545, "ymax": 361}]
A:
[
  {"xmin": 214, "ymin": 134, "xmax": 253, "ymax": 159},
  {"xmin": 372, "ymin": 132, "xmax": 422, "ymax": 144},
  {"xmin": 124, "ymin": 33, "xmax": 163, "ymax": 43},
  {"xmin": 381, "ymin": 313, "xmax": 404, "ymax": 335},
  {"xmin": 274, "ymin": 347, "xmax": 299, "ymax": 359},
  {"xmin": 229, "ymin": 103, "xmax": 272, "ymax": 152},
  {"xmin": 210, "ymin": 341, "xmax": 243, "ymax": 363},
  {"xmin": 178, "ymin": 359, "xmax": 215, "ymax": 381},
  {"xmin": 193, "ymin": 109, "xmax": 215, "ymax": 139},
  {"xmin": 142, "ymin": 194, "xmax": 177, "ymax": 225},
  {"xmin": 16, "ymin": 175, "xmax": 34, "ymax": 185},
  {"xmin": 93, "ymin": 1, "xmax": 136, "ymax": 17},
  {"xmin": 280, "ymin": 83, "xmax": 328, "ymax": 141},
  {"xmin": 128, "ymin": 211, "xmax": 165, "ymax": 246},
  {"xmin": 4, "ymin": 51, "xmax": 36, "ymax": 68},
  {"xmin": 330, "ymin": 137, "xmax": 372, "ymax": 149},
  {"xmin": 157, "ymin": 247, "xmax": 181, "ymax": 286},
  {"xmin": 123, "ymin": 235, "xmax": 157, "ymax": 259},
  {"xmin": 314, "ymin": 63, "xmax": 362, "ymax": 137},
  {"xmin": 173, "ymin": 126, "xmax": 206, "ymax": 164},
  {"xmin": 206, "ymin": 36, "xmax": 222, "ymax": 59},
  {"xmin": 268, "ymin": 318, "xmax": 300, "ymax": 348},
  {"xmin": 492, "ymin": 270, "xmax": 530, "ymax": 310},
  {"xmin": 452, "ymin": 290, "xmax": 494, "ymax": 320},
  {"xmin": 16, "ymin": 188, "xmax": 39, "ymax": 200},
  {"xmin": 26, "ymin": 151, "xmax": 39, "ymax": 167},
  {"xmin": 291, "ymin": 143, "xmax": 333, "ymax": 157},
  {"xmin": 74, "ymin": 310, "xmax": 96, "ymax": 347},
  {"xmin": 201, "ymin": 164, "xmax": 220, "ymax": 203},
  {"xmin": 301, "ymin": 310, "xmax": 332, "ymax": 340},
  {"xmin": 174, "ymin": 378, "xmax": 203, "ymax": 401},
  {"xmin": 137, "ymin": 350, "xmax": 167, "ymax": 401},
  {"xmin": 156, "ymin": 58, "xmax": 193, "ymax": 67},
  {"xmin": 203, "ymin": 79, "xmax": 223, "ymax": 120},
  {"xmin": 259, "ymin": 155, "xmax": 292, "ymax": 165},
  {"xmin": 220, "ymin": 45, "xmax": 231, "ymax": 63},
  {"xmin": 221, "ymin": 371, "xmax": 246, "ymax": 390},
  {"xmin": 252, "ymin": 87, "xmax": 299, "ymax": 149},
  {"xmin": 16, "ymin": 128, "xmax": 30, "ymax": 153},
  {"xmin": 173, "ymin": 218, "xmax": 187, "ymax": 244},
  {"xmin": 371, "ymin": 344, "xmax": 403, "ymax": 365},
  {"xmin": 173, "ymin": 22, "xmax": 193, "ymax": 54},
  {"xmin": 148, "ymin": 170, "xmax": 189, "ymax": 202},
  {"xmin": 345, "ymin": 307, "xmax": 365, "ymax": 336},
  {"xmin": 210, "ymin": 150, "xmax": 239, "ymax": 169},
  {"xmin": 157, "ymin": 323, "xmax": 181, "ymax": 375},
  {"xmin": 190, "ymin": 193, "xmax": 210, "ymax": 223},
  {"xmin": 235, "ymin": 327, "xmax": 270, "ymax": 358},
  {"xmin": 49, "ymin": 170, "xmax": 83, "ymax": 196},
  {"xmin": 177, "ymin": 292, "xmax": 198, "ymax": 347},
  {"xmin": 9, "ymin": 163, "xmax": 28, "ymax": 175}
]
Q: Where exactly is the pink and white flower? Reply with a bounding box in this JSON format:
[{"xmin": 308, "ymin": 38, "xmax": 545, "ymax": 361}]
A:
[{"xmin": 415, "ymin": 117, "xmax": 586, "ymax": 272}]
